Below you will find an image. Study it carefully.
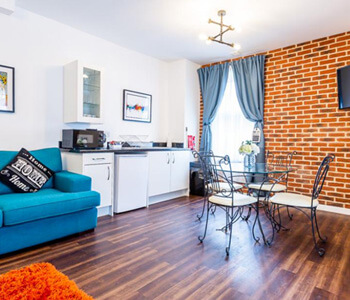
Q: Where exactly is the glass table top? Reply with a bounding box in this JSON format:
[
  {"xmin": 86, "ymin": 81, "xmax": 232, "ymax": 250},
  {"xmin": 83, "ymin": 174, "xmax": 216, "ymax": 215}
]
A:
[{"xmin": 221, "ymin": 163, "xmax": 298, "ymax": 174}]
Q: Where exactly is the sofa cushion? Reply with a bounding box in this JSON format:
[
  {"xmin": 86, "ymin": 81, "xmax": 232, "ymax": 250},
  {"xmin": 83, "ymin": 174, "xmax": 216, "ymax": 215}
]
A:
[
  {"xmin": 0, "ymin": 148, "xmax": 62, "ymax": 195},
  {"xmin": 0, "ymin": 148, "xmax": 54, "ymax": 193},
  {"xmin": 0, "ymin": 188, "xmax": 100, "ymax": 226}
]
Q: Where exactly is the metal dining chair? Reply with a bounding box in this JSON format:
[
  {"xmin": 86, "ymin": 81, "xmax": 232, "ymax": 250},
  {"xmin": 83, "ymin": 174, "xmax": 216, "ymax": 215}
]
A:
[
  {"xmin": 248, "ymin": 150, "xmax": 297, "ymax": 194},
  {"xmin": 247, "ymin": 150, "xmax": 297, "ymax": 221},
  {"xmin": 198, "ymin": 154, "xmax": 264, "ymax": 256},
  {"xmin": 269, "ymin": 154, "xmax": 335, "ymax": 256},
  {"xmin": 192, "ymin": 150, "xmax": 243, "ymax": 220}
]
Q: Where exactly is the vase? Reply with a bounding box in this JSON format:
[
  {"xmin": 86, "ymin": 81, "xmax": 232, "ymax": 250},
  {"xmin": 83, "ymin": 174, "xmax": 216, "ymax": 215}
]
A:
[{"xmin": 244, "ymin": 153, "xmax": 256, "ymax": 168}]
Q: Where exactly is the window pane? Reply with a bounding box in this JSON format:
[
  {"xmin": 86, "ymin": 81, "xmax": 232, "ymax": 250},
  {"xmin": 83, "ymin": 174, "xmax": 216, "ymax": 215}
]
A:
[{"xmin": 211, "ymin": 67, "xmax": 254, "ymax": 162}]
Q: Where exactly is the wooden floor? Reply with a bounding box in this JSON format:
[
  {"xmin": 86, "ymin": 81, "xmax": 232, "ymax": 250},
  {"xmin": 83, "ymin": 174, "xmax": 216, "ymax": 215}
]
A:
[{"xmin": 0, "ymin": 196, "xmax": 350, "ymax": 299}]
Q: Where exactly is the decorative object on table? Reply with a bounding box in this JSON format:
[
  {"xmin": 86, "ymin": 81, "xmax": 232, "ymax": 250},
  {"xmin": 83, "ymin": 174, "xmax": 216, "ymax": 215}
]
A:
[
  {"xmin": 0, "ymin": 64, "xmax": 15, "ymax": 113},
  {"xmin": 0, "ymin": 148, "xmax": 54, "ymax": 193},
  {"xmin": 0, "ymin": 263, "xmax": 93, "ymax": 299},
  {"xmin": 239, "ymin": 140, "xmax": 260, "ymax": 168},
  {"xmin": 123, "ymin": 89, "xmax": 152, "ymax": 123}
]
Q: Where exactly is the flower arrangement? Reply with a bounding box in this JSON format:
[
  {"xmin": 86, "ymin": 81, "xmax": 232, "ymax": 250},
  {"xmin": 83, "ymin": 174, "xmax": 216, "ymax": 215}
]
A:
[{"xmin": 238, "ymin": 140, "xmax": 260, "ymax": 155}]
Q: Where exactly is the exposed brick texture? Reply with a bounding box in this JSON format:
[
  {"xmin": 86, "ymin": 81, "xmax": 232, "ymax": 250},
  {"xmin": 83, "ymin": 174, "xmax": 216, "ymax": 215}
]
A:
[{"xmin": 200, "ymin": 31, "xmax": 350, "ymax": 209}]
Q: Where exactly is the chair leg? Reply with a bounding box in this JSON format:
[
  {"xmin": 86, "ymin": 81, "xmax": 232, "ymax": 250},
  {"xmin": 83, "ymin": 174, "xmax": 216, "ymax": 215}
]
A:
[
  {"xmin": 197, "ymin": 196, "xmax": 207, "ymax": 220},
  {"xmin": 211, "ymin": 205, "xmax": 217, "ymax": 215},
  {"xmin": 265, "ymin": 202, "xmax": 276, "ymax": 245},
  {"xmin": 277, "ymin": 205, "xmax": 282, "ymax": 231},
  {"xmin": 198, "ymin": 201, "xmax": 210, "ymax": 243},
  {"xmin": 310, "ymin": 208, "xmax": 325, "ymax": 257},
  {"xmin": 242, "ymin": 206, "xmax": 252, "ymax": 221},
  {"xmin": 287, "ymin": 206, "xmax": 293, "ymax": 220},
  {"xmin": 272, "ymin": 204, "xmax": 280, "ymax": 232},
  {"xmin": 251, "ymin": 203, "xmax": 261, "ymax": 243},
  {"xmin": 314, "ymin": 209, "xmax": 327, "ymax": 243},
  {"xmin": 226, "ymin": 206, "xmax": 234, "ymax": 256}
]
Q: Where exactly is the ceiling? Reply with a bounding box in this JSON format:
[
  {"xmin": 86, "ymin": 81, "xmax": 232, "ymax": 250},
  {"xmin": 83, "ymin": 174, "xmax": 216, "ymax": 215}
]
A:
[{"xmin": 16, "ymin": 0, "xmax": 350, "ymax": 65}]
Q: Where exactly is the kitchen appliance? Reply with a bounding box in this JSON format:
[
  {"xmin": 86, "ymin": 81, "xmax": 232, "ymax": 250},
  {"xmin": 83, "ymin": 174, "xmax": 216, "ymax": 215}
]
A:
[
  {"xmin": 61, "ymin": 129, "xmax": 106, "ymax": 149},
  {"xmin": 114, "ymin": 153, "xmax": 149, "ymax": 213}
]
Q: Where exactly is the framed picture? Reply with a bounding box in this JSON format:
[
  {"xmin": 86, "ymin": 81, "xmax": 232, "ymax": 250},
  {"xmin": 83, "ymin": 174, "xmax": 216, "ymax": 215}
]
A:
[
  {"xmin": 0, "ymin": 64, "xmax": 15, "ymax": 113},
  {"xmin": 123, "ymin": 89, "xmax": 152, "ymax": 123}
]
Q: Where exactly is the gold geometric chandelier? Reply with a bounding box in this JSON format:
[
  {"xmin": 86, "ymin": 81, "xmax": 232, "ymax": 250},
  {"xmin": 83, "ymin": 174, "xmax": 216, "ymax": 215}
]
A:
[{"xmin": 205, "ymin": 10, "xmax": 236, "ymax": 48}]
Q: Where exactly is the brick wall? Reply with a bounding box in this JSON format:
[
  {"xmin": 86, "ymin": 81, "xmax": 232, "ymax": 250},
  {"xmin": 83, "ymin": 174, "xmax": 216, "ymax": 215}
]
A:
[{"xmin": 200, "ymin": 31, "xmax": 350, "ymax": 209}]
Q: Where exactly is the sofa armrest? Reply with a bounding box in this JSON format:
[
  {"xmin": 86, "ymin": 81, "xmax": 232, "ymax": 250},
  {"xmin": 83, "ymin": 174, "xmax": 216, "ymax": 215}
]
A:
[{"xmin": 54, "ymin": 171, "xmax": 92, "ymax": 193}]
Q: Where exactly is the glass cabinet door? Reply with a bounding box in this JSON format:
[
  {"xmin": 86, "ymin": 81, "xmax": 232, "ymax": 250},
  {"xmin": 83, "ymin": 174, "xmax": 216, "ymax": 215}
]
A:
[{"xmin": 82, "ymin": 67, "xmax": 101, "ymax": 119}]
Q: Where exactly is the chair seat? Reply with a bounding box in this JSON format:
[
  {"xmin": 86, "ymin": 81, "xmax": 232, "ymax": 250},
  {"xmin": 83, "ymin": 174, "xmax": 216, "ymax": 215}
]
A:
[
  {"xmin": 209, "ymin": 193, "xmax": 257, "ymax": 207},
  {"xmin": 248, "ymin": 183, "xmax": 287, "ymax": 192},
  {"xmin": 209, "ymin": 182, "xmax": 243, "ymax": 192},
  {"xmin": 270, "ymin": 192, "xmax": 318, "ymax": 208}
]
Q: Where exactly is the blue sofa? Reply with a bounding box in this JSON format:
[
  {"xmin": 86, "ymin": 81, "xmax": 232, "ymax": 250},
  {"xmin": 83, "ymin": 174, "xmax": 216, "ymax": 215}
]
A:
[{"xmin": 0, "ymin": 147, "xmax": 100, "ymax": 255}]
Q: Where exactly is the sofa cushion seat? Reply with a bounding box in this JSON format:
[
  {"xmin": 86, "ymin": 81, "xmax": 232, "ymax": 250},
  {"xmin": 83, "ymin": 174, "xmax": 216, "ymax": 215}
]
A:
[{"xmin": 0, "ymin": 189, "xmax": 100, "ymax": 226}]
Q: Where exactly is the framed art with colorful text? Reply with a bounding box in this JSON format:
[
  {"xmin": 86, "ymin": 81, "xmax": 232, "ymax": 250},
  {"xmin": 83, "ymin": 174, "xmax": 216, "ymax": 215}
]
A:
[
  {"xmin": 123, "ymin": 89, "xmax": 152, "ymax": 123},
  {"xmin": 0, "ymin": 64, "xmax": 15, "ymax": 113}
]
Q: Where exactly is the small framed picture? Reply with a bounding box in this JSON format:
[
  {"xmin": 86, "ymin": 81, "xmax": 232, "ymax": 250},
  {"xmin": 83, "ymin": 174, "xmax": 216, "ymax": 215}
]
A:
[
  {"xmin": 0, "ymin": 64, "xmax": 15, "ymax": 113},
  {"xmin": 123, "ymin": 89, "xmax": 152, "ymax": 123}
]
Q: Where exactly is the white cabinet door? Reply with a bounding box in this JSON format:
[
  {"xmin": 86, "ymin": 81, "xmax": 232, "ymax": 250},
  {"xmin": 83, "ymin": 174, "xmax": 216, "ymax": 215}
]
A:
[
  {"xmin": 170, "ymin": 151, "xmax": 190, "ymax": 192},
  {"xmin": 115, "ymin": 155, "xmax": 149, "ymax": 213},
  {"xmin": 84, "ymin": 164, "xmax": 112, "ymax": 208},
  {"xmin": 64, "ymin": 60, "xmax": 103, "ymax": 124},
  {"xmin": 148, "ymin": 152, "xmax": 171, "ymax": 197}
]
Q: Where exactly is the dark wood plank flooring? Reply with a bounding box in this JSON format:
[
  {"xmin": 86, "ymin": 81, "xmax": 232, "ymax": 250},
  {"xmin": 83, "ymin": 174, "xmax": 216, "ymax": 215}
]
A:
[{"xmin": 0, "ymin": 196, "xmax": 350, "ymax": 299}]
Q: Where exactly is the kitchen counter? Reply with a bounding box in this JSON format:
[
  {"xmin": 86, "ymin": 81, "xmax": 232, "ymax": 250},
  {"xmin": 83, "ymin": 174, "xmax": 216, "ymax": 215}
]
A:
[{"xmin": 61, "ymin": 147, "xmax": 191, "ymax": 154}]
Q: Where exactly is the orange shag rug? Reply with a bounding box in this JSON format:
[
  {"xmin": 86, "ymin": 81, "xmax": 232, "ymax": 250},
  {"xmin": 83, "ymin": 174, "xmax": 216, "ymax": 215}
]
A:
[{"xmin": 0, "ymin": 262, "xmax": 93, "ymax": 300}]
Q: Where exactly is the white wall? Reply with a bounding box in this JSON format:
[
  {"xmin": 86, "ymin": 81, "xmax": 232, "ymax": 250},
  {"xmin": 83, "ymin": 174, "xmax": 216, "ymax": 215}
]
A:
[
  {"xmin": 184, "ymin": 60, "xmax": 200, "ymax": 150},
  {"xmin": 0, "ymin": 8, "xmax": 170, "ymax": 150},
  {"xmin": 167, "ymin": 59, "xmax": 200, "ymax": 148}
]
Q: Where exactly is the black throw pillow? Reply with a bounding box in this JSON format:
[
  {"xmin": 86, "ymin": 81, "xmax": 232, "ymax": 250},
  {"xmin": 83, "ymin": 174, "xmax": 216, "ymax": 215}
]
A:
[{"xmin": 0, "ymin": 148, "xmax": 54, "ymax": 193}]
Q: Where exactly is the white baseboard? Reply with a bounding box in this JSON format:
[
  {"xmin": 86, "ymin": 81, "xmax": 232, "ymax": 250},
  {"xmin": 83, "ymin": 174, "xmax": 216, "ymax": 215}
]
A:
[
  {"xmin": 98, "ymin": 205, "xmax": 113, "ymax": 217},
  {"xmin": 318, "ymin": 204, "xmax": 350, "ymax": 216},
  {"xmin": 148, "ymin": 189, "xmax": 189, "ymax": 205}
]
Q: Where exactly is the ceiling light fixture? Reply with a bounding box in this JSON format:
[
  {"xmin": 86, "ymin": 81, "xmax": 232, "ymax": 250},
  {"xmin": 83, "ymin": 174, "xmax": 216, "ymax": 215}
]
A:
[{"xmin": 207, "ymin": 10, "xmax": 236, "ymax": 48}]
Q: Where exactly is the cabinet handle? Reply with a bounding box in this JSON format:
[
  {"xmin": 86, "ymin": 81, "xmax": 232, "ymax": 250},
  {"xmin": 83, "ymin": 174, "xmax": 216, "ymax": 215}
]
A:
[
  {"xmin": 92, "ymin": 158, "xmax": 105, "ymax": 161},
  {"xmin": 172, "ymin": 153, "xmax": 175, "ymax": 164},
  {"xmin": 167, "ymin": 153, "xmax": 170, "ymax": 164},
  {"xmin": 107, "ymin": 166, "xmax": 110, "ymax": 180}
]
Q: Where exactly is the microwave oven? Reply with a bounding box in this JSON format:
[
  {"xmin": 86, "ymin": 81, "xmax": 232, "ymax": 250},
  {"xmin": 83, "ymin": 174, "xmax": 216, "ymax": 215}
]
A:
[{"xmin": 62, "ymin": 129, "xmax": 106, "ymax": 149}]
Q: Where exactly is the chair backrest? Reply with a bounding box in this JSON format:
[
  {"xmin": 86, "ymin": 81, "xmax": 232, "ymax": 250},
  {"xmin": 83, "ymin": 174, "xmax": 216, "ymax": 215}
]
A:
[
  {"xmin": 192, "ymin": 150, "xmax": 215, "ymax": 195},
  {"xmin": 312, "ymin": 154, "xmax": 335, "ymax": 200},
  {"xmin": 266, "ymin": 150, "xmax": 297, "ymax": 166}
]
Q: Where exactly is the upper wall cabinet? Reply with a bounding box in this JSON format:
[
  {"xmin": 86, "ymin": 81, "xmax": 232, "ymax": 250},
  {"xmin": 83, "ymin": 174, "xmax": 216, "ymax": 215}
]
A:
[{"xmin": 64, "ymin": 60, "xmax": 103, "ymax": 124}]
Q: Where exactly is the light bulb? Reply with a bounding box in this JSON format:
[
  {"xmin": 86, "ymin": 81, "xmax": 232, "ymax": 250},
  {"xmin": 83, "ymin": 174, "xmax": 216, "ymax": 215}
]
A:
[
  {"xmin": 199, "ymin": 33, "xmax": 207, "ymax": 40},
  {"xmin": 233, "ymin": 43, "xmax": 241, "ymax": 50}
]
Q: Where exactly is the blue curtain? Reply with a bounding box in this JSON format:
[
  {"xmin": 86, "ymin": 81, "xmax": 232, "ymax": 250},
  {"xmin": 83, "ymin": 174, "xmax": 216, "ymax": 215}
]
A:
[
  {"xmin": 230, "ymin": 55, "xmax": 266, "ymax": 162},
  {"xmin": 198, "ymin": 63, "xmax": 230, "ymax": 152}
]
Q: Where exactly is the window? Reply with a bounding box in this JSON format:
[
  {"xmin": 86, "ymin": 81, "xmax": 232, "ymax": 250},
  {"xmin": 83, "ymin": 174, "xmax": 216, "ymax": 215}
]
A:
[{"xmin": 211, "ymin": 67, "xmax": 254, "ymax": 162}]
